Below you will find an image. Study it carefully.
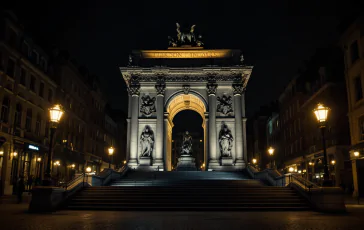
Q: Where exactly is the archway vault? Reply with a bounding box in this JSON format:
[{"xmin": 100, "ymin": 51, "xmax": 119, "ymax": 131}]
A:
[
  {"xmin": 165, "ymin": 93, "xmax": 207, "ymax": 171},
  {"xmin": 167, "ymin": 94, "xmax": 206, "ymax": 127}
]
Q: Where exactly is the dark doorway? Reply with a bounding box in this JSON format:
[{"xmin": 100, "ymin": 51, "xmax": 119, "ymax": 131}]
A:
[{"xmin": 172, "ymin": 110, "xmax": 204, "ymax": 169}]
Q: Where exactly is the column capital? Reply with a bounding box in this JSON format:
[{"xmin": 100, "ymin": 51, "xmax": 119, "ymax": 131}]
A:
[
  {"xmin": 232, "ymin": 84, "xmax": 245, "ymax": 96},
  {"xmin": 128, "ymin": 84, "xmax": 140, "ymax": 96},
  {"xmin": 206, "ymin": 83, "xmax": 218, "ymax": 96},
  {"xmin": 155, "ymin": 83, "xmax": 166, "ymax": 96}
]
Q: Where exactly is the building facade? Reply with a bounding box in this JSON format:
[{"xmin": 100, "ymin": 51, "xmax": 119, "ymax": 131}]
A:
[
  {"xmin": 340, "ymin": 16, "xmax": 364, "ymax": 196},
  {"xmin": 279, "ymin": 47, "xmax": 351, "ymax": 187},
  {"xmin": 0, "ymin": 12, "xmax": 122, "ymax": 195}
]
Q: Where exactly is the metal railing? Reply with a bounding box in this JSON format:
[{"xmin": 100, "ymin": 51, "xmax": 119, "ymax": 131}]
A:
[{"xmin": 63, "ymin": 173, "xmax": 86, "ymax": 191}]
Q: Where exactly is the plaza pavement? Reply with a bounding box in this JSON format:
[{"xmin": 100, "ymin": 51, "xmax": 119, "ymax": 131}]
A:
[{"xmin": 0, "ymin": 195, "xmax": 364, "ymax": 230}]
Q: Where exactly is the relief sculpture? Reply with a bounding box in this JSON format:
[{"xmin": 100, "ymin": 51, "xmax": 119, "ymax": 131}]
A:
[
  {"xmin": 217, "ymin": 95, "xmax": 233, "ymax": 115},
  {"xmin": 140, "ymin": 95, "xmax": 156, "ymax": 116}
]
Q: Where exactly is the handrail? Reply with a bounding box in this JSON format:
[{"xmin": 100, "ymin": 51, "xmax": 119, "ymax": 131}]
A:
[{"xmin": 63, "ymin": 173, "xmax": 85, "ymax": 191}]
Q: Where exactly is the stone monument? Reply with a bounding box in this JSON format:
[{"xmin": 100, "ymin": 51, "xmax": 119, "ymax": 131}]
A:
[{"xmin": 176, "ymin": 131, "xmax": 197, "ymax": 171}]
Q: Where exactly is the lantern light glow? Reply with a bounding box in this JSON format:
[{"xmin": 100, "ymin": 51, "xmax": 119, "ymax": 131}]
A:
[
  {"xmin": 313, "ymin": 103, "xmax": 330, "ymax": 123},
  {"xmin": 49, "ymin": 104, "xmax": 64, "ymax": 123}
]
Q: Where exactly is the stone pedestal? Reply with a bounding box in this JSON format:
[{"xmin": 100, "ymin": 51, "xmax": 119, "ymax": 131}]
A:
[
  {"xmin": 221, "ymin": 157, "xmax": 234, "ymax": 166},
  {"xmin": 139, "ymin": 157, "xmax": 152, "ymax": 166},
  {"xmin": 176, "ymin": 155, "xmax": 197, "ymax": 171}
]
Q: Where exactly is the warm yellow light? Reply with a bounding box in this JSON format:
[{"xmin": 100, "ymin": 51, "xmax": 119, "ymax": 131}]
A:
[
  {"xmin": 308, "ymin": 162, "xmax": 313, "ymax": 165},
  {"xmin": 86, "ymin": 167, "xmax": 92, "ymax": 173},
  {"xmin": 268, "ymin": 147, "xmax": 274, "ymax": 155},
  {"xmin": 108, "ymin": 146, "xmax": 114, "ymax": 155},
  {"xmin": 49, "ymin": 104, "xmax": 64, "ymax": 123},
  {"xmin": 298, "ymin": 170, "xmax": 302, "ymax": 174},
  {"xmin": 289, "ymin": 167, "xmax": 294, "ymax": 172},
  {"xmin": 54, "ymin": 160, "xmax": 60, "ymax": 166},
  {"xmin": 37, "ymin": 157, "xmax": 41, "ymax": 162},
  {"xmin": 252, "ymin": 158, "xmax": 257, "ymax": 164},
  {"xmin": 354, "ymin": 151, "xmax": 360, "ymax": 157},
  {"xmin": 303, "ymin": 169, "xmax": 307, "ymax": 173},
  {"xmin": 200, "ymin": 139, "xmax": 203, "ymax": 142},
  {"xmin": 202, "ymin": 163, "xmax": 205, "ymax": 167},
  {"xmin": 294, "ymin": 169, "xmax": 298, "ymax": 172},
  {"xmin": 331, "ymin": 160, "xmax": 336, "ymax": 165},
  {"xmin": 0, "ymin": 151, "xmax": 3, "ymax": 156},
  {"xmin": 13, "ymin": 152, "xmax": 18, "ymax": 157},
  {"xmin": 123, "ymin": 160, "xmax": 127, "ymax": 164},
  {"xmin": 313, "ymin": 103, "xmax": 329, "ymax": 123},
  {"xmin": 71, "ymin": 164, "xmax": 75, "ymax": 168}
]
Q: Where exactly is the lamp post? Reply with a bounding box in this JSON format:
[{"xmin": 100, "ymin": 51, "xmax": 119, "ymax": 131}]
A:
[
  {"xmin": 108, "ymin": 147, "xmax": 114, "ymax": 169},
  {"xmin": 268, "ymin": 147, "xmax": 275, "ymax": 169},
  {"xmin": 313, "ymin": 103, "xmax": 331, "ymax": 186},
  {"xmin": 44, "ymin": 104, "xmax": 64, "ymax": 186}
]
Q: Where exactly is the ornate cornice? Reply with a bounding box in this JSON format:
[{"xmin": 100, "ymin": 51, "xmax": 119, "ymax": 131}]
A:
[
  {"xmin": 128, "ymin": 83, "xmax": 140, "ymax": 96},
  {"xmin": 232, "ymin": 84, "xmax": 245, "ymax": 96},
  {"xmin": 206, "ymin": 83, "xmax": 218, "ymax": 96}
]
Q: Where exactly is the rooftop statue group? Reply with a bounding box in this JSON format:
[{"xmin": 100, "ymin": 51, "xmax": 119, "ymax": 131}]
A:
[{"xmin": 168, "ymin": 23, "xmax": 204, "ymax": 47}]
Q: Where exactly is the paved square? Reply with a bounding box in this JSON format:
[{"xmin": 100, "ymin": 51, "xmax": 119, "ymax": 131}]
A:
[{"xmin": 0, "ymin": 203, "xmax": 364, "ymax": 230}]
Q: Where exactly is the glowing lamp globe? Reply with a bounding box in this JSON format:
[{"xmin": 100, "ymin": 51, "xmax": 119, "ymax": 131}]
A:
[
  {"xmin": 252, "ymin": 158, "xmax": 257, "ymax": 164},
  {"xmin": 108, "ymin": 146, "xmax": 114, "ymax": 155},
  {"xmin": 49, "ymin": 104, "xmax": 64, "ymax": 123},
  {"xmin": 268, "ymin": 147, "xmax": 275, "ymax": 155},
  {"xmin": 313, "ymin": 103, "xmax": 330, "ymax": 123},
  {"xmin": 86, "ymin": 167, "xmax": 92, "ymax": 173}
]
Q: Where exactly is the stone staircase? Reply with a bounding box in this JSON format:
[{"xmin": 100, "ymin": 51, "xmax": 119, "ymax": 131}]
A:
[{"xmin": 66, "ymin": 171, "xmax": 310, "ymax": 211}]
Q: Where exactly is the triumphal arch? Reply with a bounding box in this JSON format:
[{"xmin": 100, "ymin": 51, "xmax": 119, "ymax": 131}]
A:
[{"xmin": 120, "ymin": 24, "xmax": 253, "ymax": 171}]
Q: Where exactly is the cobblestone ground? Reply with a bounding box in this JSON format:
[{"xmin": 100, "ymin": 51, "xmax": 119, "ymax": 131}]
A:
[{"xmin": 0, "ymin": 203, "xmax": 364, "ymax": 230}]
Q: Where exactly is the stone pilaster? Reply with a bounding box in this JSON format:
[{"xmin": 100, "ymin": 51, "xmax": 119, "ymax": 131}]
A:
[
  {"xmin": 232, "ymin": 84, "xmax": 245, "ymax": 167},
  {"xmin": 154, "ymin": 83, "xmax": 166, "ymax": 169},
  {"xmin": 207, "ymin": 83, "xmax": 219, "ymax": 167},
  {"xmin": 241, "ymin": 90, "xmax": 248, "ymax": 162},
  {"xmin": 127, "ymin": 83, "xmax": 140, "ymax": 168}
]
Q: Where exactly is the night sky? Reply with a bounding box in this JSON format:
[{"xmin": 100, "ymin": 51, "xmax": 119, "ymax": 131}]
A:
[{"xmin": 6, "ymin": 1, "xmax": 363, "ymax": 117}]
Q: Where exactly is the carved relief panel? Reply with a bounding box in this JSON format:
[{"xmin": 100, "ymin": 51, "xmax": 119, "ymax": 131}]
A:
[
  {"xmin": 217, "ymin": 94, "xmax": 233, "ymax": 115},
  {"xmin": 140, "ymin": 95, "xmax": 156, "ymax": 116}
]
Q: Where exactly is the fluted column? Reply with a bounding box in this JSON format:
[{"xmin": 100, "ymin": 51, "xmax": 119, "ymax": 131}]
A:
[
  {"xmin": 207, "ymin": 83, "xmax": 219, "ymax": 167},
  {"xmin": 155, "ymin": 83, "xmax": 166, "ymax": 169},
  {"xmin": 233, "ymin": 84, "xmax": 245, "ymax": 166},
  {"xmin": 241, "ymin": 90, "xmax": 248, "ymax": 162},
  {"xmin": 128, "ymin": 83, "xmax": 140, "ymax": 168}
]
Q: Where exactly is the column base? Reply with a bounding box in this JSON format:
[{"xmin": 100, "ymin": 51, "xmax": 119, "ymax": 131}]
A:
[
  {"xmin": 139, "ymin": 157, "xmax": 152, "ymax": 166},
  {"xmin": 153, "ymin": 159, "xmax": 164, "ymax": 171},
  {"xmin": 221, "ymin": 157, "xmax": 233, "ymax": 166},
  {"xmin": 127, "ymin": 159, "xmax": 138, "ymax": 169},
  {"xmin": 235, "ymin": 159, "xmax": 246, "ymax": 168}
]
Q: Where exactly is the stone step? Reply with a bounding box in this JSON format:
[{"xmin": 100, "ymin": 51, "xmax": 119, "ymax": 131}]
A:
[
  {"xmin": 67, "ymin": 202, "xmax": 309, "ymax": 207},
  {"xmin": 67, "ymin": 205, "xmax": 310, "ymax": 211}
]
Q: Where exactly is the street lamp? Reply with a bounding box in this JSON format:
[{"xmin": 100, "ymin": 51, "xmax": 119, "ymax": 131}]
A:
[
  {"xmin": 313, "ymin": 103, "xmax": 331, "ymax": 186},
  {"xmin": 268, "ymin": 147, "xmax": 275, "ymax": 168},
  {"xmin": 44, "ymin": 104, "xmax": 64, "ymax": 186},
  {"xmin": 354, "ymin": 151, "xmax": 360, "ymax": 158},
  {"xmin": 252, "ymin": 158, "xmax": 257, "ymax": 164},
  {"xmin": 108, "ymin": 146, "xmax": 114, "ymax": 168}
]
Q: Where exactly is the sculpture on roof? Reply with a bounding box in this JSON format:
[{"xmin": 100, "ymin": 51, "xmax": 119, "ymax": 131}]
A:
[{"xmin": 168, "ymin": 23, "xmax": 203, "ymax": 47}]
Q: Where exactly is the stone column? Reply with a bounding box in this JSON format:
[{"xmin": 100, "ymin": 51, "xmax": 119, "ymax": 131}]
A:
[
  {"xmin": 233, "ymin": 84, "xmax": 245, "ymax": 167},
  {"xmin": 128, "ymin": 84, "xmax": 140, "ymax": 168},
  {"xmin": 155, "ymin": 83, "xmax": 166, "ymax": 169},
  {"xmin": 241, "ymin": 91, "xmax": 248, "ymax": 162},
  {"xmin": 206, "ymin": 83, "xmax": 219, "ymax": 167}
]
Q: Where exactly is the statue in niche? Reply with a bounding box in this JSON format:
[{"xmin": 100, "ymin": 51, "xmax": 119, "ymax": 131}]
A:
[
  {"xmin": 140, "ymin": 95, "xmax": 156, "ymax": 116},
  {"xmin": 217, "ymin": 95, "xmax": 233, "ymax": 115},
  {"xmin": 219, "ymin": 123, "xmax": 233, "ymax": 157},
  {"xmin": 181, "ymin": 131, "xmax": 193, "ymax": 155},
  {"xmin": 140, "ymin": 126, "xmax": 154, "ymax": 157},
  {"xmin": 168, "ymin": 23, "xmax": 203, "ymax": 47}
]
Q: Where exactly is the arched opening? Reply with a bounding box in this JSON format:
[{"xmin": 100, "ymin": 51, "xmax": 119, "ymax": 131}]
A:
[
  {"xmin": 172, "ymin": 110, "xmax": 204, "ymax": 170},
  {"xmin": 165, "ymin": 94, "xmax": 207, "ymax": 171}
]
